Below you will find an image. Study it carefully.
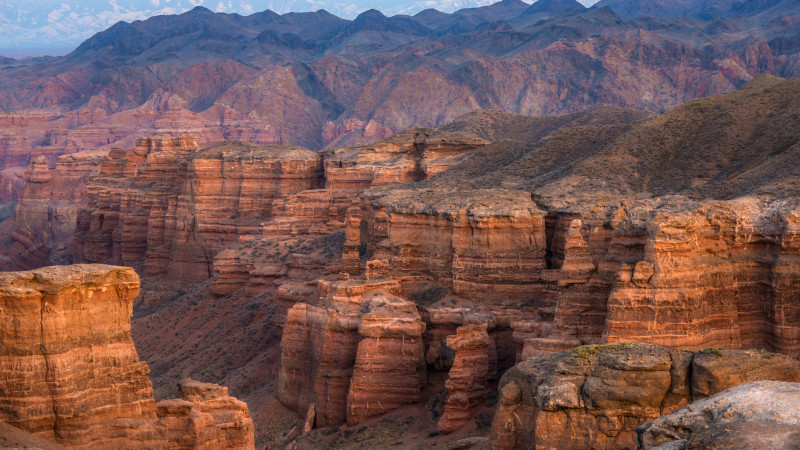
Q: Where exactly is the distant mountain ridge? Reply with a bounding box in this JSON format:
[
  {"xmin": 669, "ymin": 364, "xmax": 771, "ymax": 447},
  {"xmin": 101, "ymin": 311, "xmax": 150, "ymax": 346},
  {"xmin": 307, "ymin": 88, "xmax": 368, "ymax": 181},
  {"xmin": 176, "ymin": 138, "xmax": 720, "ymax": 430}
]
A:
[
  {"xmin": 0, "ymin": 0, "xmax": 601, "ymax": 53},
  {"xmin": 0, "ymin": 0, "xmax": 798, "ymax": 152}
]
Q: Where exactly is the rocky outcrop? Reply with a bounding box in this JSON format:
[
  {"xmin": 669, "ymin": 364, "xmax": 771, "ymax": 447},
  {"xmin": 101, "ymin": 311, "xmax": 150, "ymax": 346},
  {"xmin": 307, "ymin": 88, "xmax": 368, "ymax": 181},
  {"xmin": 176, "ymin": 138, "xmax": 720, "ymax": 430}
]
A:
[
  {"xmin": 0, "ymin": 264, "xmax": 254, "ymax": 449},
  {"xmin": 602, "ymin": 198, "xmax": 800, "ymax": 356},
  {"xmin": 156, "ymin": 379, "xmax": 255, "ymax": 450},
  {"xmin": 638, "ymin": 381, "xmax": 800, "ymax": 450},
  {"xmin": 0, "ymin": 264, "xmax": 161, "ymax": 448},
  {"xmin": 277, "ymin": 276, "xmax": 429, "ymax": 428},
  {"xmin": 1, "ymin": 150, "xmax": 106, "ymax": 270},
  {"xmin": 438, "ymin": 324, "xmax": 491, "ymax": 434},
  {"xmin": 490, "ymin": 343, "xmax": 800, "ymax": 450},
  {"xmin": 346, "ymin": 294, "xmax": 426, "ymax": 425}
]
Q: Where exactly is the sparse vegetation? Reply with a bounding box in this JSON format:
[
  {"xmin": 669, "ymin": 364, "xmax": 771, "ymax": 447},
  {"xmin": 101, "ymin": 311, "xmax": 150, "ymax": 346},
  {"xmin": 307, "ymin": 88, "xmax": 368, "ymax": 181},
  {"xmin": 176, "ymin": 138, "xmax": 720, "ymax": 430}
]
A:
[{"xmin": 570, "ymin": 342, "xmax": 639, "ymax": 359}]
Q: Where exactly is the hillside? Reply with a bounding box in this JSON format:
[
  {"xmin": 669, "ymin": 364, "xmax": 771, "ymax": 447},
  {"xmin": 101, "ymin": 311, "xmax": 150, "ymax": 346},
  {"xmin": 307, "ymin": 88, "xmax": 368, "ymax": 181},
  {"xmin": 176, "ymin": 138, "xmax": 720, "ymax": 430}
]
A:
[{"xmin": 400, "ymin": 74, "xmax": 800, "ymax": 210}]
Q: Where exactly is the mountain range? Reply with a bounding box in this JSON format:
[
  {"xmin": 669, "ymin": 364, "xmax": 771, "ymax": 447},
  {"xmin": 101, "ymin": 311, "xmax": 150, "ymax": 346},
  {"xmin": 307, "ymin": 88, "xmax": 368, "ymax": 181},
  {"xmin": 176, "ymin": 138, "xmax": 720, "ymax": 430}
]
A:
[{"xmin": 0, "ymin": 0, "xmax": 799, "ymax": 153}]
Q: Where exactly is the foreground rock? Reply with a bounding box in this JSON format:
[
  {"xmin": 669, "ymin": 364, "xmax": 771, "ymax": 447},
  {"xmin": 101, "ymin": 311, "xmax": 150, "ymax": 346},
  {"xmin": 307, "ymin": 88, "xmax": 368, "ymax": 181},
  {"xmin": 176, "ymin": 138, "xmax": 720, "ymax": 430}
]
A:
[
  {"xmin": 638, "ymin": 381, "xmax": 800, "ymax": 450},
  {"xmin": 490, "ymin": 343, "xmax": 800, "ymax": 450},
  {"xmin": 0, "ymin": 264, "xmax": 254, "ymax": 449}
]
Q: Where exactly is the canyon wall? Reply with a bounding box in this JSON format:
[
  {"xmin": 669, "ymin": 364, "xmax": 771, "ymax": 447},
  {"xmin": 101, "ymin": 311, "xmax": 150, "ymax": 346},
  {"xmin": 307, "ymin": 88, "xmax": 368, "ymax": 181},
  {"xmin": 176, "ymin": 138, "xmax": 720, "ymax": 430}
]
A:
[
  {"xmin": 0, "ymin": 150, "xmax": 106, "ymax": 270},
  {"xmin": 354, "ymin": 194, "xmax": 800, "ymax": 358},
  {"xmin": 75, "ymin": 130, "xmax": 488, "ymax": 292},
  {"xmin": 73, "ymin": 136, "xmax": 324, "ymax": 285},
  {"xmin": 0, "ymin": 264, "xmax": 254, "ymax": 449}
]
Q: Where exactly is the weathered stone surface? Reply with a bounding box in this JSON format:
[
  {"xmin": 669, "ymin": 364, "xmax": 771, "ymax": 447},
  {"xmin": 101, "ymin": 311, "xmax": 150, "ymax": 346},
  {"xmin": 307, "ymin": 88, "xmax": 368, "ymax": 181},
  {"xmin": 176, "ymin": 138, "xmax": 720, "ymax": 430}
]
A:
[
  {"xmin": 490, "ymin": 343, "xmax": 800, "ymax": 450},
  {"xmin": 438, "ymin": 324, "xmax": 491, "ymax": 434},
  {"xmin": 347, "ymin": 293, "xmax": 426, "ymax": 425},
  {"xmin": 278, "ymin": 277, "xmax": 427, "ymax": 428},
  {"xmin": 1, "ymin": 150, "xmax": 106, "ymax": 270},
  {"xmin": 156, "ymin": 378, "xmax": 255, "ymax": 450},
  {"xmin": 638, "ymin": 381, "xmax": 800, "ymax": 450},
  {"xmin": 0, "ymin": 264, "xmax": 255, "ymax": 449},
  {"xmin": 603, "ymin": 198, "xmax": 800, "ymax": 356},
  {"xmin": 361, "ymin": 188, "xmax": 548, "ymax": 300},
  {"xmin": 0, "ymin": 264, "xmax": 162, "ymax": 448},
  {"xmin": 75, "ymin": 136, "xmax": 323, "ymax": 286}
]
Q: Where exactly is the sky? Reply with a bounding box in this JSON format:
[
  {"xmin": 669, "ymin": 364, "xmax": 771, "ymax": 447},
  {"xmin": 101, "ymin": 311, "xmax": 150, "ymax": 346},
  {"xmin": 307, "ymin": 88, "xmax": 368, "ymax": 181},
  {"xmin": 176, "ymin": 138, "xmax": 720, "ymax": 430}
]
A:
[{"xmin": 0, "ymin": 0, "xmax": 601, "ymax": 56}]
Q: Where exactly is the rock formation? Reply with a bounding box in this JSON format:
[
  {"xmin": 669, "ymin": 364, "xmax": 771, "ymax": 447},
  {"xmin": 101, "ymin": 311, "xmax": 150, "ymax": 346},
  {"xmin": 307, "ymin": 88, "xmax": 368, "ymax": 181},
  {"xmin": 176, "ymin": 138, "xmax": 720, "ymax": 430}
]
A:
[
  {"xmin": 1, "ymin": 150, "xmax": 106, "ymax": 270},
  {"xmin": 74, "ymin": 136, "xmax": 324, "ymax": 286},
  {"xmin": 489, "ymin": 343, "xmax": 800, "ymax": 450},
  {"xmin": 346, "ymin": 294, "xmax": 426, "ymax": 425},
  {"xmin": 637, "ymin": 381, "xmax": 800, "ymax": 450},
  {"xmin": 276, "ymin": 277, "xmax": 427, "ymax": 428},
  {"xmin": 438, "ymin": 324, "xmax": 491, "ymax": 434},
  {"xmin": 0, "ymin": 264, "xmax": 254, "ymax": 449},
  {"xmin": 157, "ymin": 379, "xmax": 255, "ymax": 449},
  {"xmin": 360, "ymin": 188, "xmax": 548, "ymax": 300}
]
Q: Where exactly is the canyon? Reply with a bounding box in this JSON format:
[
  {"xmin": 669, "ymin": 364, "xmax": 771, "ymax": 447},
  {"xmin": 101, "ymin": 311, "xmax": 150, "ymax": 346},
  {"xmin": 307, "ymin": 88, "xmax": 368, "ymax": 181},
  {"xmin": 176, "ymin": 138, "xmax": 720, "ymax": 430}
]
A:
[
  {"xmin": 0, "ymin": 1, "xmax": 800, "ymax": 448},
  {"xmin": 13, "ymin": 74, "xmax": 786, "ymax": 447}
]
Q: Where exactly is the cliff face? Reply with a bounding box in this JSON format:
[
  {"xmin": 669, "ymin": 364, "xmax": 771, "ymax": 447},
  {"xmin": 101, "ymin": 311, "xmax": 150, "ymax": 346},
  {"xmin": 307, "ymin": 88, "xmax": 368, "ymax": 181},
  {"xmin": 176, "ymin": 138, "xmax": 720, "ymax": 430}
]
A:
[
  {"xmin": 0, "ymin": 264, "xmax": 254, "ymax": 449},
  {"xmin": 490, "ymin": 343, "xmax": 800, "ymax": 450},
  {"xmin": 1, "ymin": 150, "xmax": 107, "ymax": 270},
  {"xmin": 0, "ymin": 264, "xmax": 159, "ymax": 448},
  {"xmin": 276, "ymin": 278, "xmax": 427, "ymax": 427},
  {"xmin": 74, "ymin": 136, "xmax": 324, "ymax": 286},
  {"xmin": 360, "ymin": 188, "xmax": 548, "ymax": 300}
]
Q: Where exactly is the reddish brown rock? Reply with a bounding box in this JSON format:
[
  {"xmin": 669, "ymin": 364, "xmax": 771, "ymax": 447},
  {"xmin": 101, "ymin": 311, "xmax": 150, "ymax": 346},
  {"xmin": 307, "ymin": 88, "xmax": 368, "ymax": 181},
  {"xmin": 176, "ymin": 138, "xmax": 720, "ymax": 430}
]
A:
[
  {"xmin": 346, "ymin": 293, "xmax": 426, "ymax": 425},
  {"xmin": 0, "ymin": 264, "xmax": 255, "ymax": 449},
  {"xmin": 75, "ymin": 136, "xmax": 323, "ymax": 287},
  {"xmin": 156, "ymin": 379, "xmax": 255, "ymax": 450},
  {"xmin": 603, "ymin": 198, "xmax": 800, "ymax": 356},
  {"xmin": 361, "ymin": 188, "xmax": 548, "ymax": 300},
  {"xmin": 438, "ymin": 324, "xmax": 491, "ymax": 434},
  {"xmin": 489, "ymin": 343, "xmax": 800, "ymax": 450},
  {"xmin": 1, "ymin": 150, "xmax": 106, "ymax": 270},
  {"xmin": 0, "ymin": 264, "xmax": 162, "ymax": 448},
  {"xmin": 278, "ymin": 276, "xmax": 428, "ymax": 428}
]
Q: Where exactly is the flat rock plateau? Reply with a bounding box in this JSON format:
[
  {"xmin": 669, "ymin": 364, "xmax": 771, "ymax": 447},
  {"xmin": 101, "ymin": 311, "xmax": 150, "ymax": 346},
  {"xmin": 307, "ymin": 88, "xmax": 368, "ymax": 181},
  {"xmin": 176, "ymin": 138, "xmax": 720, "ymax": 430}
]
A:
[{"xmin": 1, "ymin": 1, "xmax": 800, "ymax": 449}]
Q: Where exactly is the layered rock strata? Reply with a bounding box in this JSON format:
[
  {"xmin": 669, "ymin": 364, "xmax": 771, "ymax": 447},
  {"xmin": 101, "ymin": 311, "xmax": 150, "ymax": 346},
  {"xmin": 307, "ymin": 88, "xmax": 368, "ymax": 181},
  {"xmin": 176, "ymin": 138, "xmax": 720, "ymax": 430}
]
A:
[
  {"xmin": 277, "ymin": 277, "xmax": 429, "ymax": 428},
  {"xmin": 346, "ymin": 295, "xmax": 426, "ymax": 425},
  {"xmin": 438, "ymin": 324, "xmax": 491, "ymax": 434},
  {"xmin": 637, "ymin": 381, "xmax": 800, "ymax": 450},
  {"xmin": 359, "ymin": 188, "xmax": 548, "ymax": 300},
  {"xmin": 156, "ymin": 379, "xmax": 255, "ymax": 449},
  {"xmin": 74, "ymin": 136, "xmax": 323, "ymax": 285},
  {"xmin": 489, "ymin": 343, "xmax": 800, "ymax": 450},
  {"xmin": 0, "ymin": 264, "xmax": 254, "ymax": 449},
  {"xmin": 356, "ymin": 195, "xmax": 800, "ymax": 357},
  {"xmin": 1, "ymin": 150, "xmax": 106, "ymax": 270}
]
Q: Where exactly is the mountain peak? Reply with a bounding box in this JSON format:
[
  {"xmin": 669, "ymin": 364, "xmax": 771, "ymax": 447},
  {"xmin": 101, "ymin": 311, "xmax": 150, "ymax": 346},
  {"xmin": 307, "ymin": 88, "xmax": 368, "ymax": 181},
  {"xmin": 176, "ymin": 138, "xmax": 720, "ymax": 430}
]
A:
[{"xmin": 527, "ymin": 0, "xmax": 586, "ymax": 14}]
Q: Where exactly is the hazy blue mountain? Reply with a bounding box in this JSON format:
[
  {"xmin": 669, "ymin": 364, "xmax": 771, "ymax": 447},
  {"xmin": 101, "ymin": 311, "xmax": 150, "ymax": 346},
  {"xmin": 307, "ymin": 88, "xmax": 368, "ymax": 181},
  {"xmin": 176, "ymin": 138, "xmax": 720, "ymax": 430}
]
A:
[{"xmin": 0, "ymin": 0, "xmax": 600, "ymax": 54}]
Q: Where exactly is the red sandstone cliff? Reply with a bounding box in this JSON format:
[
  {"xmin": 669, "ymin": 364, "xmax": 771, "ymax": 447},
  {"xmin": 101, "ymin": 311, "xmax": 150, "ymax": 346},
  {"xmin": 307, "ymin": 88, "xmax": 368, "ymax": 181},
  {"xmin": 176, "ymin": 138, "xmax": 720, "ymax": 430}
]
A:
[{"xmin": 0, "ymin": 264, "xmax": 254, "ymax": 449}]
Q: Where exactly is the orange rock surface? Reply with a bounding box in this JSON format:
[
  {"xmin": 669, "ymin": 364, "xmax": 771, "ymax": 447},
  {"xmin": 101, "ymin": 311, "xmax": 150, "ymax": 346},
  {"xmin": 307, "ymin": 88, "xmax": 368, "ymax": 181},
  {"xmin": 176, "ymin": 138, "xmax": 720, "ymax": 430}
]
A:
[
  {"xmin": 0, "ymin": 264, "xmax": 254, "ymax": 449},
  {"xmin": 438, "ymin": 324, "xmax": 491, "ymax": 434},
  {"xmin": 74, "ymin": 136, "xmax": 323, "ymax": 287}
]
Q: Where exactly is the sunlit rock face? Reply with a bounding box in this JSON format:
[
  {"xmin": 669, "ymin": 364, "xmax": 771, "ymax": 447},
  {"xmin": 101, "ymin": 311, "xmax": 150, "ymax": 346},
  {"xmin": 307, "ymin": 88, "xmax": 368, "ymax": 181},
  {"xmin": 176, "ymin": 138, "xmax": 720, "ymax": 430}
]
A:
[{"xmin": 0, "ymin": 264, "xmax": 255, "ymax": 449}]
